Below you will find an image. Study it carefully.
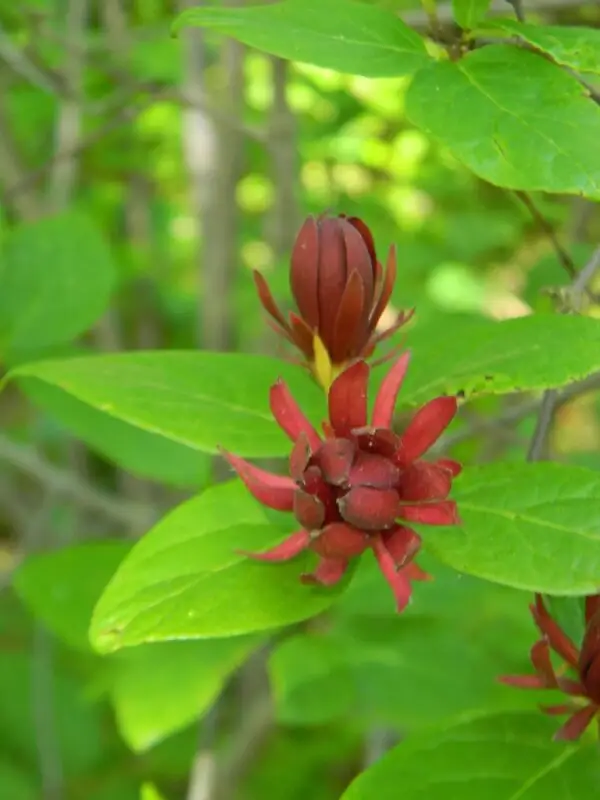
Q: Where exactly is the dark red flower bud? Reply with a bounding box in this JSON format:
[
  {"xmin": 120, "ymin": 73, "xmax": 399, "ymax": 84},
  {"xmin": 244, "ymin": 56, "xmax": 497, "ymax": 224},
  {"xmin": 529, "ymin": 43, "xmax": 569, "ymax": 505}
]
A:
[
  {"xmin": 499, "ymin": 593, "xmax": 600, "ymax": 741},
  {"xmin": 253, "ymin": 213, "xmax": 413, "ymax": 389},
  {"xmin": 221, "ymin": 352, "xmax": 460, "ymax": 613}
]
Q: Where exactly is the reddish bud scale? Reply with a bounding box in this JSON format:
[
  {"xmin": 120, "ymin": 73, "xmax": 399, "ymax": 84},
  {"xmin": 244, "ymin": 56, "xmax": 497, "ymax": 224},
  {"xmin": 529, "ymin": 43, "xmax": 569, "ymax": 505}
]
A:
[
  {"xmin": 500, "ymin": 593, "xmax": 600, "ymax": 741},
  {"xmin": 222, "ymin": 353, "xmax": 461, "ymax": 613},
  {"xmin": 253, "ymin": 213, "xmax": 414, "ymax": 388}
]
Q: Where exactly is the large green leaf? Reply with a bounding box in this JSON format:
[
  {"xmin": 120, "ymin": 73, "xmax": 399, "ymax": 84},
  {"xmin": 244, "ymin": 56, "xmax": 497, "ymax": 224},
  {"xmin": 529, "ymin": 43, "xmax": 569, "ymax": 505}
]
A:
[
  {"xmin": 426, "ymin": 462, "xmax": 600, "ymax": 594},
  {"xmin": 111, "ymin": 637, "xmax": 260, "ymax": 751},
  {"xmin": 14, "ymin": 541, "xmax": 262, "ymax": 751},
  {"xmin": 90, "ymin": 481, "xmax": 348, "ymax": 653},
  {"xmin": 9, "ymin": 351, "xmax": 323, "ymax": 458},
  {"xmin": 8, "ymin": 316, "xmax": 600, "ymax": 463},
  {"xmin": 406, "ymin": 46, "xmax": 600, "ymax": 198},
  {"xmin": 173, "ymin": 0, "xmax": 431, "ymax": 78},
  {"xmin": 342, "ymin": 711, "xmax": 600, "ymax": 799},
  {"xmin": 0, "ymin": 212, "xmax": 116, "ymax": 356},
  {"xmin": 398, "ymin": 314, "xmax": 600, "ymax": 405},
  {"xmin": 22, "ymin": 379, "xmax": 212, "ymax": 487},
  {"xmin": 452, "ymin": 0, "xmax": 491, "ymax": 29},
  {"xmin": 486, "ymin": 21, "xmax": 600, "ymax": 76}
]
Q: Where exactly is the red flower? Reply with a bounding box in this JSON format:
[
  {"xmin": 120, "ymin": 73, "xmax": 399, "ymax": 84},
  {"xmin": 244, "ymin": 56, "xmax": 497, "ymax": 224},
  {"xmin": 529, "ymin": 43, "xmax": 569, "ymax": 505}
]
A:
[
  {"xmin": 253, "ymin": 213, "xmax": 412, "ymax": 389},
  {"xmin": 221, "ymin": 353, "xmax": 461, "ymax": 612},
  {"xmin": 499, "ymin": 594, "xmax": 600, "ymax": 741}
]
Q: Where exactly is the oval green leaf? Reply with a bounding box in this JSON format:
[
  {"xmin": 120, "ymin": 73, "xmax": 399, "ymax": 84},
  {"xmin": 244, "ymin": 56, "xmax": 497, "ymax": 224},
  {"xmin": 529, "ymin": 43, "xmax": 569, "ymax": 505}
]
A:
[
  {"xmin": 406, "ymin": 46, "xmax": 600, "ymax": 198},
  {"xmin": 426, "ymin": 462, "xmax": 600, "ymax": 594},
  {"xmin": 343, "ymin": 710, "xmax": 599, "ymax": 799},
  {"xmin": 9, "ymin": 351, "xmax": 323, "ymax": 458},
  {"xmin": 90, "ymin": 481, "xmax": 349, "ymax": 653},
  {"xmin": 173, "ymin": 0, "xmax": 431, "ymax": 78}
]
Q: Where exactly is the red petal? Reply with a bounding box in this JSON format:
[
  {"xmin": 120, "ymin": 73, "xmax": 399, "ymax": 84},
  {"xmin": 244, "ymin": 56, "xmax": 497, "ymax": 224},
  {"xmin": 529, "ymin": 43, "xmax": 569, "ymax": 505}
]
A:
[
  {"xmin": 293, "ymin": 489, "xmax": 325, "ymax": 530},
  {"xmin": 530, "ymin": 640, "xmax": 559, "ymax": 688},
  {"xmin": 396, "ymin": 396, "xmax": 458, "ymax": 466},
  {"xmin": 404, "ymin": 560, "xmax": 431, "ymax": 582},
  {"xmin": 290, "ymin": 217, "xmax": 320, "ymax": 330},
  {"xmin": 433, "ymin": 458, "xmax": 463, "ymax": 477},
  {"xmin": 240, "ymin": 529, "xmax": 310, "ymax": 562},
  {"xmin": 310, "ymin": 522, "xmax": 369, "ymax": 559},
  {"xmin": 338, "ymin": 486, "xmax": 399, "ymax": 531},
  {"xmin": 331, "ymin": 269, "xmax": 368, "ymax": 362},
  {"xmin": 399, "ymin": 462, "xmax": 452, "ymax": 503},
  {"xmin": 328, "ymin": 361, "xmax": 369, "ymax": 437},
  {"xmin": 498, "ymin": 674, "xmax": 546, "ymax": 689},
  {"xmin": 288, "ymin": 312, "xmax": 315, "ymax": 359},
  {"xmin": 586, "ymin": 594, "xmax": 600, "ymax": 625},
  {"xmin": 532, "ymin": 595, "xmax": 579, "ymax": 668},
  {"xmin": 371, "ymin": 537, "xmax": 413, "ymax": 612},
  {"xmin": 317, "ymin": 438, "xmax": 355, "ymax": 485},
  {"xmin": 349, "ymin": 451, "xmax": 400, "ymax": 489},
  {"xmin": 553, "ymin": 704, "xmax": 597, "ymax": 741},
  {"xmin": 301, "ymin": 557, "xmax": 348, "ymax": 586},
  {"xmin": 289, "ymin": 432, "xmax": 312, "ymax": 482},
  {"xmin": 221, "ymin": 450, "xmax": 295, "ymax": 510},
  {"xmin": 353, "ymin": 426, "xmax": 399, "ymax": 458},
  {"xmin": 381, "ymin": 526, "xmax": 421, "ymax": 568},
  {"xmin": 398, "ymin": 500, "xmax": 459, "ymax": 526},
  {"xmin": 317, "ymin": 219, "xmax": 351, "ymax": 350},
  {"xmin": 345, "ymin": 216, "xmax": 377, "ymax": 268},
  {"xmin": 368, "ymin": 245, "xmax": 396, "ymax": 334},
  {"xmin": 253, "ymin": 271, "xmax": 290, "ymax": 330},
  {"xmin": 270, "ymin": 379, "xmax": 322, "ymax": 451},
  {"xmin": 556, "ymin": 677, "xmax": 585, "ymax": 696},
  {"xmin": 371, "ymin": 351, "xmax": 411, "ymax": 429}
]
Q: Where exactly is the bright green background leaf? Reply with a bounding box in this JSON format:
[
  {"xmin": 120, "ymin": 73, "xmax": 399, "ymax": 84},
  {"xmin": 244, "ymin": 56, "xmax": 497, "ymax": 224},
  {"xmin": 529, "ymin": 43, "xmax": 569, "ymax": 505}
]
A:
[
  {"xmin": 111, "ymin": 636, "xmax": 259, "ymax": 751},
  {"xmin": 342, "ymin": 711, "xmax": 600, "ymax": 799},
  {"xmin": 0, "ymin": 212, "xmax": 116, "ymax": 356},
  {"xmin": 22, "ymin": 378, "xmax": 212, "ymax": 487},
  {"xmin": 452, "ymin": 0, "xmax": 491, "ymax": 30},
  {"xmin": 406, "ymin": 46, "xmax": 600, "ymax": 198},
  {"xmin": 90, "ymin": 481, "xmax": 349, "ymax": 653},
  {"xmin": 173, "ymin": 0, "xmax": 431, "ymax": 77},
  {"xmin": 426, "ymin": 461, "xmax": 600, "ymax": 594},
  {"xmin": 486, "ymin": 21, "xmax": 600, "ymax": 75},
  {"xmin": 13, "ymin": 540, "xmax": 131, "ymax": 652},
  {"xmin": 10, "ymin": 351, "xmax": 323, "ymax": 458},
  {"xmin": 14, "ymin": 541, "xmax": 262, "ymax": 751},
  {"xmin": 9, "ymin": 316, "xmax": 600, "ymax": 461}
]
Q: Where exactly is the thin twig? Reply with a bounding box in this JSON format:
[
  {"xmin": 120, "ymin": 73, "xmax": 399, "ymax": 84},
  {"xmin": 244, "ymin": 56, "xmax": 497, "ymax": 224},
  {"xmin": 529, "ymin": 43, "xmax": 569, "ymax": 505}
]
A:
[
  {"xmin": 0, "ymin": 434, "xmax": 154, "ymax": 530},
  {"xmin": 515, "ymin": 191, "xmax": 577, "ymax": 280},
  {"xmin": 504, "ymin": 0, "xmax": 526, "ymax": 21},
  {"xmin": 527, "ymin": 247, "xmax": 600, "ymax": 462}
]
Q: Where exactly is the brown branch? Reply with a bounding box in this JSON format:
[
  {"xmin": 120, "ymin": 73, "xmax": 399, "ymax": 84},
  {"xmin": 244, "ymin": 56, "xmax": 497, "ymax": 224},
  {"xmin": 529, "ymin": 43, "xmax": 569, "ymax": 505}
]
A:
[{"xmin": 515, "ymin": 191, "xmax": 578, "ymax": 280}]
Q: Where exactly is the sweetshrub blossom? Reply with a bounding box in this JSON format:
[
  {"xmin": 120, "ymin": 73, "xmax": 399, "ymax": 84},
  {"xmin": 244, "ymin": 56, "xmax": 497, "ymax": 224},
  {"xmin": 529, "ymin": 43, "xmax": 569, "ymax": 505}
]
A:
[
  {"xmin": 253, "ymin": 213, "xmax": 412, "ymax": 389},
  {"xmin": 500, "ymin": 594, "xmax": 600, "ymax": 740},
  {"xmin": 222, "ymin": 352, "xmax": 461, "ymax": 612}
]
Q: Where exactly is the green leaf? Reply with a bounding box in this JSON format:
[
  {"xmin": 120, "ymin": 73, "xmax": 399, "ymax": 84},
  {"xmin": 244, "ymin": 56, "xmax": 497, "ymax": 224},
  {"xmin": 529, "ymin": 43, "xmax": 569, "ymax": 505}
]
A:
[
  {"xmin": 426, "ymin": 462, "xmax": 600, "ymax": 594},
  {"xmin": 9, "ymin": 316, "xmax": 600, "ymax": 464},
  {"xmin": 452, "ymin": 0, "xmax": 491, "ymax": 30},
  {"xmin": 21, "ymin": 378, "xmax": 212, "ymax": 487},
  {"xmin": 141, "ymin": 786, "xmax": 166, "ymax": 800},
  {"xmin": 405, "ymin": 46, "xmax": 600, "ymax": 198},
  {"xmin": 0, "ymin": 212, "xmax": 116, "ymax": 356},
  {"xmin": 398, "ymin": 314, "xmax": 600, "ymax": 405},
  {"xmin": 90, "ymin": 481, "xmax": 348, "ymax": 653},
  {"xmin": 13, "ymin": 540, "xmax": 131, "ymax": 651},
  {"xmin": 0, "ymin": 760, "xmax": 38, "ymax": 800},
  {"xmin": 268, "ymin": 634, "xmax": 357, "ymax": 725},
  {"xmin": 486, "ymin": 21, "xmax": 600, "ymax": 76},
  {"xmin": 111, "ymin": 637, "xmax": 260, "ymax": 751},
  {"xmin": 9, "ymin": 351, "xmax": 323, "ymax": 458},
  {"xmin": 342, "ymin": 711, "xmax": 600, "ymax": 799},
  {"xmin": 173, "ymin": 0, "xmax": 431, "ymax": 78}
]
